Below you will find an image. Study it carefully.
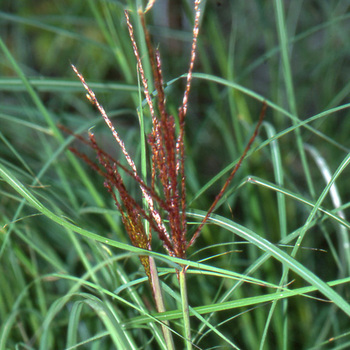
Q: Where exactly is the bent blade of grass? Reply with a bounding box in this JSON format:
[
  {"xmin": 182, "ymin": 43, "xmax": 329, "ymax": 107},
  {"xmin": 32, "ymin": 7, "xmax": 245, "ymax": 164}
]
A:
[
  {"xmin": 29, "ymin": 276, "xmax": 151, "ymax": 348},
  {"xmin": 65, "ymin": 331, "xmax": 109, "ymax": 350},
  {"xmin": 115, "ymin": 265, "xmax": 169, "ymax": 350},
  {"xmin": 189, "ymin": 102, "xmax": 350, "ymax": 205},
  {"xmin": 5, "ymin": 251, "xmax": 168, "ymax": 349},
  {"xmin": 0, "ymin": 113, "xmax": 132, "ymax": 262},
  {"xmin": 3, "ymin": 159, "xmax": 337, "ymax": 327},
  {"xmin": 41, "ymin": 293, "xmax": 136, "ymax": 350},
  {"xmin": 247, "ymin": 176, "xmax": 350, "ymax": 231},
  {"xmin": 174, "ymin": 72, "xmax": 350, "ymax": 148},
  {"xmin": 3, "ymin": 158, "xmax": 350, "ymax": 339},
  {"xmin": 0, "ymin": 310, "xmax": 22, "ymax": 350},
  {"xmin": 304, "ymin": 145, "xmax": 350, "ymax": 273},
  {"xmin": 126, "ymin": 276, "xmax": 350, "ymax": 326},
  {"xmin": 0, "ymin": 112, "xmax": 52, "ymax": 134},
  {"xmin": 0, "ymin": 129, "xmax": 37, "ymax": 178},
  {"xmin": 0, "ymin": 35, "xmax": 121, "ymax": 228},
  {"xmin": 44, "ymin": 276, "xmax": 181, "ymax": 347},
  {"xmin": 100, "ymin": 299, "xmax": 139, "ymax": 350},
  {"xmin": 0, "ymin": 77, "xmax": 138, "ymax": 93},
  {"xmin": 0, "ymin": 160, "xmax": 146, "ymax": 258},
  {"xmin": 66, "ymin": 301, "xmax": 84, "ymax": 349},
  {"xmin": 225, "ymin": 175, "xmax": 350, "ymax": 301},
  {"xmin": 0, "ymin": 161, "xmax": 281, "ymax": 291},
  {"xmin": 292, "ymin": 152, "xmax": 350, "ymax": 257},
  {"xmin": 186, "ymin": 210, "xmax": 350, "ymax": 317}
]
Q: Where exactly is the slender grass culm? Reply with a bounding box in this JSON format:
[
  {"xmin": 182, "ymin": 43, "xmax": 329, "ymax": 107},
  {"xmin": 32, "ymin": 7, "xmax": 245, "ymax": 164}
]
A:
[
  {"xmin": 67, "ymin": 2, "xmax": 266, "ymax": 348},
  {"xmin": 1, "ymin": 1, "xmax": 350, "ymax": 349}
]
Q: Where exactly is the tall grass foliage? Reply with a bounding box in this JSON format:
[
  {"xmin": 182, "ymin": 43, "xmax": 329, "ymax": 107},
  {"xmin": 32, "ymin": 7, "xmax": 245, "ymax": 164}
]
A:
[{"xmin": 1, "ymin": 1, "xmax": 350, "ymax": 349}]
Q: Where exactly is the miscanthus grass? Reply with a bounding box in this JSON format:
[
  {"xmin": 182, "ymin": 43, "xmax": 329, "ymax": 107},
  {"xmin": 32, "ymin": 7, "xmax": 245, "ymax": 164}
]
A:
[{"xmin": 1, "ymin": 1, "xmax": 350, "ymax": 349}]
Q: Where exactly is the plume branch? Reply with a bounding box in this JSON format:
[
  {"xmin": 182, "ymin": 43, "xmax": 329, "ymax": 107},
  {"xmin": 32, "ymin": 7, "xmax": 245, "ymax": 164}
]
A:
[{"xmin": 188, "ymin": 102, "xmax": 267, "ymax": 248}]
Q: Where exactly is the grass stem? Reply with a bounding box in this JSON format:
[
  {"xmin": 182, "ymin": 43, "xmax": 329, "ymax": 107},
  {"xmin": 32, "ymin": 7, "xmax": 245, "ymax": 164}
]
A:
[
  {"xmin": 180, "ymin": 266, "xmax": 192, "ymax": 350},
  {"xmin": 149, "ymin": 257, "xmax": 175, "ymax": 350}
]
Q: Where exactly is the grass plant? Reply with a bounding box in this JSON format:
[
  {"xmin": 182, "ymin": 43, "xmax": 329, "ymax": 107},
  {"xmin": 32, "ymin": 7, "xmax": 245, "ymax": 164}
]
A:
[{"xmin": 1, "ymin": 1, "xmax": 350, "ymax": 349}]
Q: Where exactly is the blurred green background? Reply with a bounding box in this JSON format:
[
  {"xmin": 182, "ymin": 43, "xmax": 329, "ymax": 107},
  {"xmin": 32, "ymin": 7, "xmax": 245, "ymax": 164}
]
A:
[{"xmin": 1, "ymin": 1, "xmax": 350, "ymax": 349}]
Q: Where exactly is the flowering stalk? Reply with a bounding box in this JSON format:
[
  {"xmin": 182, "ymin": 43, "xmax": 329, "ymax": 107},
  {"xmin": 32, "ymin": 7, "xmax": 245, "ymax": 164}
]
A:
[{"xmin": 68, "ymin": 1, "xmax": 265, "ymax": 348}]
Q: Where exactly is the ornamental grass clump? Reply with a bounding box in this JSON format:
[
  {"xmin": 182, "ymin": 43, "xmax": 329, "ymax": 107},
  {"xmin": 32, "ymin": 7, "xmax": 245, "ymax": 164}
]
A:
[{"xmin": 67, "ymin": 1, "xmax": 265, "ymax": 348}]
